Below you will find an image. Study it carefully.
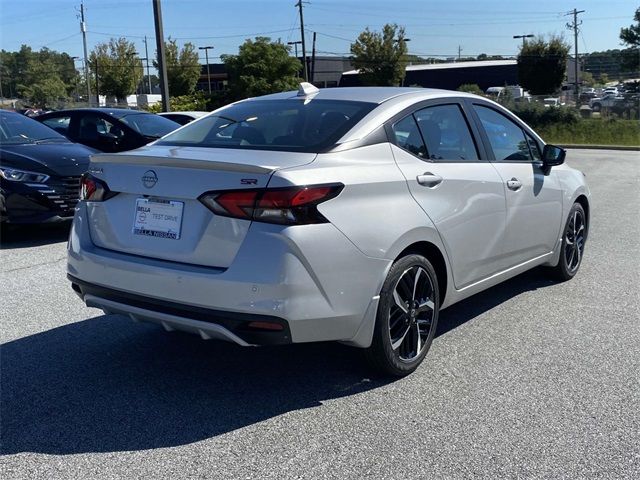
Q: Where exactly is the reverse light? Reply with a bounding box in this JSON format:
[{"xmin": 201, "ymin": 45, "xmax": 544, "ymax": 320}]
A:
[
  {"xmin": 0, "ymin": 167, "xmax": 49, "ymax": 183},
  {"xmin": 80, "ymin": 173, "xmax": 117, "ymax": 201},
  {"xmin": 199, "ymin": 184, "xmax": 343, "ymax": 225}
]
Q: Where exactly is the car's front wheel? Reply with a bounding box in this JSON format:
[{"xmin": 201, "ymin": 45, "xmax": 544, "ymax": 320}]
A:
[
  {"xmin": 549, "ymin": 202, "xmax": 587, "ymax": 281},
  {"xmin": 365, "ymin": 254, "xmax": 439, "ymax": 377}
]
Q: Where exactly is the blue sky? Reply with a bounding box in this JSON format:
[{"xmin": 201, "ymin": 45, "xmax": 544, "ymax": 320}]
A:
[{"xmin": 0, "ymin": 0, "xmax": 635, "ymax": 63}]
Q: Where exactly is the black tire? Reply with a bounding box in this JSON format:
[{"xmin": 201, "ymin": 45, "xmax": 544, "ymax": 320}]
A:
[
  {"xmin": 365, "ymin": 254, "xmax": 440, "ymax": 377},
  {"xmin": 591, "ymin": 103, "xmax": 601, "ymax": 112},
  {"xmin": 548, "ymin": 202, "xmax": 587, "ymax": 281}
]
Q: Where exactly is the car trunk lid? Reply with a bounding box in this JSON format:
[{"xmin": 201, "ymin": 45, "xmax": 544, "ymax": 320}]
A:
[{"xmin": 86, "ymin": 146, "xmax": 316, "ymax": 268}]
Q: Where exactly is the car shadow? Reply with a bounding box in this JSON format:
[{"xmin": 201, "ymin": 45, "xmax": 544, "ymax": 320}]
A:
[
  {"xmin": 0, "ymin": 222, "xmax": 71, "ymax": 249},
  {"xmin": 1, "ymin": 268, "xmax": 555, "ymax": 456}
]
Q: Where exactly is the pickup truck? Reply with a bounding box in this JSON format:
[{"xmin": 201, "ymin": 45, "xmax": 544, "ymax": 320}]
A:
[{"xmin": 589, "ymin": 93, "xmax": 625, "ymax": 112}]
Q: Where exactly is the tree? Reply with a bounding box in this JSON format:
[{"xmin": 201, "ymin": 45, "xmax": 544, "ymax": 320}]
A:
[
  {"xmin": 1, "ymin": 45, "xmax": 79, "ymax": 104},
  {"xmin": 21, "ymin": 77, "xmax": 68, "ymax": 107},
  {"xmin": 457, "ymin": 84, "xmax": 484, "ymax": 95},
  {"xmin": 517, "ymin": 35, "xmax": 570, "ymax": 95},
  {"xmin": 580, "ymin": 71, "xmax": 595, "ymax": 87},
  {"xmin": 222, "ymin": 37, "xmax": 302, "ymax": 99},
  {"xmin": 620, "ymin": 7, "xmax": 640, "ymax": 71},
  {"xmin": 90, "ymin": 38, "xmax": 143, "ymax": 103},
  {"xmin": 153, "ymin": 38, "xmax": 201, "ymax": 96},
  {"xmin": 350, "ymin": 24, "xmax": 408, "ymax": 86}
]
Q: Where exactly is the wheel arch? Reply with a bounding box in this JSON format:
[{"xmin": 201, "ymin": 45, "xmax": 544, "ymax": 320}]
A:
[
  {"xmin": 396, "ymin": 241, "xmax": 448, "ymax": 306},
  {"xmin": 574, "ymin": 194, "xmax": 590, "ymax": 229}
]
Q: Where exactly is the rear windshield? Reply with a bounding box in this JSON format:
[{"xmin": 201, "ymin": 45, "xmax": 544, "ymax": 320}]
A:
[
  {"xmin": 156, "ymin": 99, "xmax": 376, "ymax": 152},
  {"xmin": 0, "ymin": 111, "xmax": 68, "ymax": 144},
  {"xmin": 118, "ymin": 113, "xmax": 179, "ymax": 138}
]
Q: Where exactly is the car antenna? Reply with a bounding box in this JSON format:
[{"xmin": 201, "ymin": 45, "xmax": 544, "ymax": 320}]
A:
[{"xmin": 297, "ymin": 82, "xmax": 319, "ymax": 103}]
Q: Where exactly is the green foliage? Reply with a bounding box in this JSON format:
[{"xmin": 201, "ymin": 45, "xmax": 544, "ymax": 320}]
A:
[
  {"xmin": 619, "ymin": 8, "xmax": 640, "ymax": 71},
  {"xmin": 477, "ymin": 53, "xmax": 506, "ymax": 60},
  {"xmin": 620, "ymin": 8, "xmax": 640, "ymax": 47},
  {"xmin": 599, "ymin": 73, "xmax": 610, "ymax": 85},
  {"xmin": 222, "ymin": 37, "xmax": 302, "ymax": 99},
  {"xmin": 514, "ymin": 102, "xmax": 579, "ymax": 128},
  {"xmin": 90, "ymin": 38, "xmax": 143, "ymax": 101},
  {"xmin": 20, "ymin": 77, "xmax": 68, "ymax": 107},
  {"xmin": 457, "ymin": 84, "xmax": 484, "ymax": 95},
  {"xmin": 350, "ymin": 24, "xmax": 408, "ymax": 86},
  {"xmin": 517, "ymin": 35, "xmax": 570, "ymax": 95},
  {"xmin": 1, "ymin": 45, "xmax": 79, "ymax": 106},
  {"xmin": 536, "ymin": 119, "xmax": 640, "ymax": 146},
  {"xmin": 154, "ymin": 38, "xmax": 201, "ymax": 97},
  {"xmin": 146, "ymin": 91, "xmax": 208, "ymax": 113},
  {"xmin": 580, "ymin": 71, "xmax": 595, "ymax": 87}
]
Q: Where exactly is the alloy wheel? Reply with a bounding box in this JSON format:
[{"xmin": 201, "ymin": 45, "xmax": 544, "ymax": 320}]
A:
[
  {"xmin": 389, "ymin": 266, "xmax": 436, "ymax": 361},
  {"xmin": 565, "ymin": 209, "xmax": 585, "ymax": 272}
]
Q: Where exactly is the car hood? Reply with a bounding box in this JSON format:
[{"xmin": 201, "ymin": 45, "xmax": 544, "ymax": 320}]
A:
[{"xmin": 0, "ymin": 142, "xmax": 96, "ymax": 177}]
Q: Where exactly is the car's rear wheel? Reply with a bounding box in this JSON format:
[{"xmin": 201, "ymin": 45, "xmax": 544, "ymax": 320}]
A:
[
  {"xmin": 549, "ymin": 202, "xmax": 587, "ymax": 281},
  {"xmin": 591, "ymin": 103, "xmax": 601, "ymax": 112},
  {"xmin": 365, "ymin": 254, "xmax": 439, "ymax": 377}
]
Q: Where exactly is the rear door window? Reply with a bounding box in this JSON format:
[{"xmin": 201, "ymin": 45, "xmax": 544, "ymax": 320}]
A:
[
  {"xmin": 414, "ymin": 104, "xmax": 479, "ymax": 161},
  {"xmin": 41, "ymin": 115, "xmax": 72, "ymax": 136},
  {"xmin": 391, "ymin": 115, "xmax": 427, "ymax": 159}
]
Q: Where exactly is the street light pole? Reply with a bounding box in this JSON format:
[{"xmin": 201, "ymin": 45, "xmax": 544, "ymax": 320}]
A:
[
  {"xmin": 144, "ymin": 35, "xmax": 152, "ymax": 94},
  {"xmin": 71, "ymin": 56, "xmax": 80, "ymax": 103},
  {"xmin": 153, "ymin": 0, "xmax": 170, "ymax": 112},
  {"xmin": 394, "ymin": 38, "xmax": 411, "ymax": 87},
  {"xmin": 513, "ymin": 34, "xmax": 534, "ymax": 48},
  {"xmin": 198, "ymin": 46, "xmax": 214, "ymax": 94}
]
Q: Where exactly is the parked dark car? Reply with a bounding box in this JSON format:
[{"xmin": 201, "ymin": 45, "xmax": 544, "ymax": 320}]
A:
[
  {"xmin": 35, "ymin": 108, "xmax": 180, "ymax": 153},
  {"xmin": 0, "ymin": 110, "xmax": 96, "ymax": 223}
]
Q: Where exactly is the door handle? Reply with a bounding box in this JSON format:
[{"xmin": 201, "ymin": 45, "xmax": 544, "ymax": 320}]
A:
[
  {"xmin": 507, "ymin": 177, "xmax": 522, "ymax": 191},
  {"xmin": 416, "ymin": 172, "xmax": 443, "ymax": 187}
]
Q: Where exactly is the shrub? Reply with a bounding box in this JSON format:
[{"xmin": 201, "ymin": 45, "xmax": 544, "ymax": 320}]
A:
[{"xmin": 514, "ymin": 102, "xmax": 579, "ymax": 128}]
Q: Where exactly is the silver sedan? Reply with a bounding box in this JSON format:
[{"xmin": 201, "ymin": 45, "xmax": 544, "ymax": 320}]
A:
[{"xmin": 68, "ymin": 85, "xmax": 590, "ymax": 376}]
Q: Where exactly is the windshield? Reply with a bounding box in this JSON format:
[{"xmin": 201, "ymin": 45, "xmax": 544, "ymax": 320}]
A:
[
  {"xmin": 156, "ymin": 99, "xmax": 376, "ymax": 152},
  {"xmin": 0, "ymin": 111, "xmax": 68, "ymax": 145},
  {"xmin": 118, "ymin": 113, "xmax": 179, "ymax": 138}
]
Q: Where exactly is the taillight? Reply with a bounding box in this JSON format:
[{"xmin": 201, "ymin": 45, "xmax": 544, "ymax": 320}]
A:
[
  {"xmin": 80, "ymin": 173, "xmax": 117, "ymax": 201},
  {"xmin": 199, "ymin": 184, "xmax": 343, "ymax": 225}
]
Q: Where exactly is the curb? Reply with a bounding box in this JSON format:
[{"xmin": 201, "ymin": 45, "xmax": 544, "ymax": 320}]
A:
[{"xmin": 560, "ymin": 144, "xmax": 640, "ymax": 151}]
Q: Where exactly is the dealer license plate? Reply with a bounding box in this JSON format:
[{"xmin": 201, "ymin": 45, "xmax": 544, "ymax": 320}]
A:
[{"xmin": 133, "ymin": 197, "xmax": 184, "ymax": 240}]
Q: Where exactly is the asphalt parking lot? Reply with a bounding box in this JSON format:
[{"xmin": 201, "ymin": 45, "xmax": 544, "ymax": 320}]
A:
[{"xmin": 1, "ymin": 149, "xmax": 639, "ymax": 479}]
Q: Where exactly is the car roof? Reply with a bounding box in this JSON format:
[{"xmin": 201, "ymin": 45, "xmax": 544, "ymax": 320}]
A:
[
  {"xmin": 40, "ymin": 108, "xmax": 149, "ymax": 118},
  {"xmin": 249, "ymin": 87, "xmax": 456, "ymax": 105},
  {"xmin": 158, "ymin": 111, "xmax": 208, "ymax": 118}
]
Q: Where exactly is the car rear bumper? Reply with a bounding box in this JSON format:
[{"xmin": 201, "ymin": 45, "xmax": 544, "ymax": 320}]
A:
[
  {"xmin": 69, "ymin": 274, "xmax": 292, "ymax": 345},
  {"xmin": 68, "ymin": 202, "xmax": 389, "ymax": 347}
]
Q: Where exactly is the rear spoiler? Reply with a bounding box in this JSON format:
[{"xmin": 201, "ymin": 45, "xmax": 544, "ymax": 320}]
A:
[{"xmin": 90, "ymin": 154, "xmax": 273, "ymax": 174}]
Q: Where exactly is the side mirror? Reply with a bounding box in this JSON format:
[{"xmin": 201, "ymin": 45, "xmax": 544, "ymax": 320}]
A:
[{"xmin": 542, "ymin": 144, "xmax": 566, "ymax": 169}]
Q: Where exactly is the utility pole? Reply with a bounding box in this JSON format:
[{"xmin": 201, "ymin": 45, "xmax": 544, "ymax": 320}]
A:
[
  {"xmin": 79, "ymin": 1, "xmax": 91, "ymax": 106},
  {"xmin": 153, "ymin": 0, "xmax": 170, "ymax": 112},
  {"xmin": 198, "ymin": 46, "xmax": 214, "ymax": 94},
  {"xmin": 566, "ymin": 8, "xmax": 585, "ymax": 98},
  {"xmin": 457, "ymin": 45, "xmax": 462, "ymax": 61},
  {"xmin": 311, "ymin": 32, "xmax": 317, "ymax": 84},
  {"xmin": 94, "ymin": 59, "xmax": 99, "ymax": 106},
  {"xmin": 287, "ymin": 41, "xmax": 301, "ymax": 59},
  {"xmin": 295, "ymin": 0, "xmax": 308, "ymax": 81},
  {"xmin": 513, "ymin": 34, "xmax": 534, "ymax": 49},
  {"xmin": 144, "ymin": 36, "xmax": 152, "ymax": 94}
]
